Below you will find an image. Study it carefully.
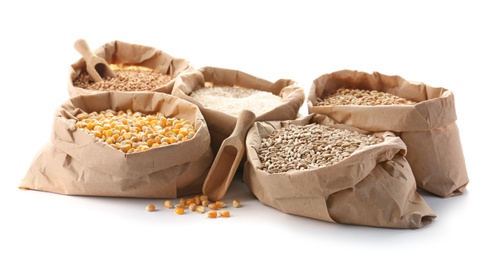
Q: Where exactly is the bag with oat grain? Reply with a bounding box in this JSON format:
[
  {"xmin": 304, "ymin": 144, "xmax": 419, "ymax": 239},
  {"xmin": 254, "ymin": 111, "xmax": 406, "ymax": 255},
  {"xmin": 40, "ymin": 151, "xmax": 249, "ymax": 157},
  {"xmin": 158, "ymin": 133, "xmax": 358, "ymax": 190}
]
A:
[
  {"xmin": 243, "ymin": 114, "xmax": 436, "ymax": 229},
  {"xmin": 307, "ymin": 70, "xmax": 468, "ymax": 198}
]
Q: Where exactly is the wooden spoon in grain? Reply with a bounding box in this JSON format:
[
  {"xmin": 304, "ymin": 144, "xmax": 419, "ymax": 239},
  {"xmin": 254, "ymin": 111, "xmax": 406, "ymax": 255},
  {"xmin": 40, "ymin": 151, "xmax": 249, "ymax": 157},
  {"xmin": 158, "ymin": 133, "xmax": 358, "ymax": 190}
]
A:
[
  {"xmin": 74, "ymin": 39, "xmax": 115, "ymax": 82},
  {"xmin": 202, "ymin": 110, "xmax": 256, "ymax": 202}
]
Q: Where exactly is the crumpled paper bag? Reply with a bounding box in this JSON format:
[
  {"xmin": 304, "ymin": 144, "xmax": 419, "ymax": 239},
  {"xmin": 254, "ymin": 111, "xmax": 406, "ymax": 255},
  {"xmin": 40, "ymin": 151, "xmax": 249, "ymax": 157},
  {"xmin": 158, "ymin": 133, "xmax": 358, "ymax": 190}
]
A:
[
  {"xmin": 20, "ymin": 92, "xmax": 214, "ymax": 198},
  {"xmin": 243, "ymin": 114, "xmax": 436, "ymax": 229},
  {"xmin": 307, "ymin": 70, "xmax": 468, "ymax": 198},
  {"xmin": 68, "ymin": 40, "xmax": 194, "ymax": 96}
]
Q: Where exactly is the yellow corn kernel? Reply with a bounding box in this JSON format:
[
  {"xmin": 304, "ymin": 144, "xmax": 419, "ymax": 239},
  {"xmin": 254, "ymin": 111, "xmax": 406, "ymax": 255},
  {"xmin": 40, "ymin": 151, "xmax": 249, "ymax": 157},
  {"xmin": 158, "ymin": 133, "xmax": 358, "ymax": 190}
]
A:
[
  {"xmin": 195, "ymin": 205, "xmax": 205, "ymax": 213},
  {"xmin": 215, "ymin": 201, "xmax": 225, "ymax": 208},
  {"xmin": 206, "ymin": 211, "xmax": 217, "ymax": 218},
  {"xmin": 112, "ymin": 133, "xmax": 120, "ymax": 141},
  {"xmin": 185, "ymin": 198, "xmax": 195, "ymax": 206},
  {"xmin": 199, "ymin": 195, "xmax": 208, "ymax": 203},
  {"xmin": 120, "ymin": 144, "xmax": 132, "ymax": 153},
  {"xmin": 232, "ymin": 199, "xmax": 241, "ymax": 208},
  {"xmin": 105, "ymin": 137, "xmax": 115, "ymax": 145},
  {"xmin": 146, "ymin": 204, "xmax": 156, "ymax": 212},
  {"xmin": 178, "ymin": 129, "xmax": 189, "ymax": 136},
  {"xmin": 208, "ymin": 203, "xmax": 219, "ymax": 210},
  {"xmin": 104, "ymin": 129, "xmax": 114, "ymax": 138},
  {"xmin": 91, "ymin": 130, "xmax": 102, "ymax": 138},
  {"xmin": 193, "ymin": 195, "xmax": 201, "ymax": 205},
  {"xmin": 219, "ymin": 210, "xmax": 230, "ymax": 218},
  {"xmin": 94, "ymin": 125, "xmax": 103, "ymax": 132},
  {"xmin": 189, "ymin": 203, "xmax": 197, "ymax": 212},
  {"xmin": 86, "ymin": 122, "xmax": 95, "ymax": 130},
  {"xmin": 169, "ymin": 137, "xmax": 178, "ymax": 144},
  {"xmin": 202, "ymin": 200, "xmax": 210, "ymax": 207},
  {"xmin": 164, "ymin": 200, "xmax": 173, "ymax": 209},
  {"xmin": 174, "ymin": 207, "xmax": 185, "ymax": 215},
  {"xmin": 76, "ymin": 113, "xmax": 88, "ymax": 120},
  {"xmin": 174, "ymin": 203, "xmax": 185, "ymax": 209}
]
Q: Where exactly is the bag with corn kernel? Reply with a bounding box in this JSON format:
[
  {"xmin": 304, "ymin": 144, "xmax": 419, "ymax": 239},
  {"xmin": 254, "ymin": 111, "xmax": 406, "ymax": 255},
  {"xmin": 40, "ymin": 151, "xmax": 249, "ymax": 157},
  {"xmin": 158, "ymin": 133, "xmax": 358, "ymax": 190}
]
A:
[
  {"xmin": 20, "ymin": 92, "xmax": 214, "ymax": 198},
  {"xmin": 68, "ymin": 40, "xmax": 195, "ymax": 96},
  {"xmin": 243, "ymin": 114, "xmax": 436, "ymax": 229},
  {"xmin": 171, "ymin": 66, "xmax": 305, "ymax": 156},
  {"xmin": 306, "ymin": 70, "xmax": 469, "ymax": 198}
]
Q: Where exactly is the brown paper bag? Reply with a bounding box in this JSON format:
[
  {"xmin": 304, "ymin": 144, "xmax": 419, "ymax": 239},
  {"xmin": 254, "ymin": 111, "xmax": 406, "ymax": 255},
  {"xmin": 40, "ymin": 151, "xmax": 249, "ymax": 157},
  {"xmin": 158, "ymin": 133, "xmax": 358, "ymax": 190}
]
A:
[
  {"xmin": 243, "ymin": 114, "xmax": 436, "ymax": 229},
  {"xmin": 20, "ymin": 92, "xmax": 214, "ymax": 198},
  {"xmin": 307, "ymin": 70, "xmax": 468, "ymax": 198},
  {"xmin": 171, "ymin": 66, "xmax": 305, "ymax": 155},
  {"xmin": 68, "ymin": 40, "xmax": 194, "ymax": 96}
]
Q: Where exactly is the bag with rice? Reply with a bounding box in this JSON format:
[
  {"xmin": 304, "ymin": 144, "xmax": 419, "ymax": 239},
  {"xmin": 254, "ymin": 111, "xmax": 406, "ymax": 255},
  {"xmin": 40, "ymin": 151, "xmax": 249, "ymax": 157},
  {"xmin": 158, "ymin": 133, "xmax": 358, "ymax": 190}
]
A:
[{"xmin": 171, "ymin": 66, "xmax": 305, "ymax": 155}]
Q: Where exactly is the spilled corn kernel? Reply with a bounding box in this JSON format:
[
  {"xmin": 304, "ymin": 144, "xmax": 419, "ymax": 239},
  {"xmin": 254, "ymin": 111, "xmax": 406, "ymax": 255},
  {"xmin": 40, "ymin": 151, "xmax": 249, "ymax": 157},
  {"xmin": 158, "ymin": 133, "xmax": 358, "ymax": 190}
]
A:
[
  {"xmin": 174, "ymin": 207, "xmax": 185, "ymax": 215},
  {"xmin": 232, "ymin": 199, "xmax": 241, "ymax": 208},
  {"xmin": 164, "ymin": 200, "xmax": 173, "ymax": 209},
  {"xmin": 206, "ymin": 211, "xmax": 217, "ymax": 218},
  {"xmin": 219, "ymin": 210, "xmax": 230, "ymax": 218},
  {"xmin": 146, "ymin": 204, "xmax": 156, "ymax": 212}
]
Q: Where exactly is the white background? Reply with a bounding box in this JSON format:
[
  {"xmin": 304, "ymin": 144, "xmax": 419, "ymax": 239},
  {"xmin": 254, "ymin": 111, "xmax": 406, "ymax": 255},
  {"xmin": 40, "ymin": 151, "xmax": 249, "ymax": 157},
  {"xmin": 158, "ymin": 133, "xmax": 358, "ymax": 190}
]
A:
[{"xmin": 1, "ymin": 1, "xmax": 491, "ymax": 259}]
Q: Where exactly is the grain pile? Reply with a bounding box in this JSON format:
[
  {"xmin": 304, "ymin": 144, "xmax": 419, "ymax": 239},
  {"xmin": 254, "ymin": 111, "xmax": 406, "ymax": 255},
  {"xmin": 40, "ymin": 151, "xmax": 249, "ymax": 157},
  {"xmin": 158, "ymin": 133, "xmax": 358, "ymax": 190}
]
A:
[
  {"xmin": 75, "ymin": 109, "xmax": 196, "ymax": 153},
  {"xmin": 258, "ymin": 123, "xmax": 383, "ymax": 173},
  {"xmin": 190, "ymin": 86, "xmax": 283, "ymax": 116},
  {"xmin": 73, "ymin": 65, "xmax": 172, "ymax": 92},
  {"xmin": 315, "ymin": 88, "xmax": 416, "ymax": 106}
]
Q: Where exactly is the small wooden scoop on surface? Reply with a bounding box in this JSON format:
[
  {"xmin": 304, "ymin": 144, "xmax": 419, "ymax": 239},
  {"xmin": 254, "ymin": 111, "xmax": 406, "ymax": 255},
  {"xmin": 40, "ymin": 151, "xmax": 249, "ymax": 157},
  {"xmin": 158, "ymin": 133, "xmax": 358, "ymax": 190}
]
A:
[
  {"xmin": 74, "ymin": 39, "xmax": 115, "ymax": 82},
  {"xmin": 202, "ymin": 110, "xmax": 257, "ymax": 202}
]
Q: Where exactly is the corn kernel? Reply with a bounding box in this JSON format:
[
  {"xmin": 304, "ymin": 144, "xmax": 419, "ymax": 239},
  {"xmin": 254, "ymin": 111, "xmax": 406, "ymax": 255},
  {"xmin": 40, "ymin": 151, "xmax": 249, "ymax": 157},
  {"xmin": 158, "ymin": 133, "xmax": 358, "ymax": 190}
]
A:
[
  {"xmin": 232, "ymin": 199, "xmax": 241, "ymax": 208},
  {"xmin": 215, "ymin": 201, "xmax": 225, "ymax": 208},
  {"xmin": 146, "ymin": 204, "xmax": 156, "ymax": 212},
  {"xmin": 186, "ymin": 198, "xmax": 195, "ymax": 206},
  {"xmin": 195, "ymin": 205, "xmax": 205, "ymax": 213},
  {"xmin": 174, "ymin": 207, "xmax": 184, "ymax": 215},
  {"xmin": 208, "ymin": 203, "xmax": 219, "ymax": 210},
  {"xmin": 199, "ymin": 195, "xmax": 208, "ymax": 203},
  {"xmin": 164, "ymin": 200, "xmax": 173, "ymax": 209},
  {"xmin": 206, "ymin": 211, "xmax": 217, "ymax": 218},
  {"xmin": 189, "ymin": 203, "xmax": 197, "ymax": 212},
  {"xmin": 219, "ymin": 210, "xmax": 230, "ymax": 217}
]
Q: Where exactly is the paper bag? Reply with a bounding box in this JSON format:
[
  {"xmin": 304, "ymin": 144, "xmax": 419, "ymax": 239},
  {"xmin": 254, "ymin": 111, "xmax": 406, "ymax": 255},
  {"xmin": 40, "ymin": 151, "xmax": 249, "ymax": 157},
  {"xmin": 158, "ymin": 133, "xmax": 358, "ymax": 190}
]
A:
[
  {"xmin": 20, "ymin": 92, "xmax": 214, "ymax": 198},
  {"xmin": 171, "ymin": 66, "xmax": 305, "ymax": 155},
  {"xmin": 307, "ymin": 70, "xmax": 468, "ymax": 198},
  {"xmin": 68, "ymin": 40, "xmax": 194, "ymax": 96},
  {"xmin": 243, "ymin": 114, "xmax": 436, "ymax": 229}
]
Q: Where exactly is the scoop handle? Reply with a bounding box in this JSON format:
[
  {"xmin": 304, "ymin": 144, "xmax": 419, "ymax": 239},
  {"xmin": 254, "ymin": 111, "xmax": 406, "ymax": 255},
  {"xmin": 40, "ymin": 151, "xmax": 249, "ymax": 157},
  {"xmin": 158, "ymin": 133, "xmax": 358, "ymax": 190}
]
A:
[
  {"xmin": 230, "ymin": 110, "xmax": 256, "ymax": 140},
  {"xmin": 74, "ymin": 39, "xmax": 96, "ymax": 63},
  {"xmin": 73, "ymin": 39, "xmax": 115, "ymax": 82}
]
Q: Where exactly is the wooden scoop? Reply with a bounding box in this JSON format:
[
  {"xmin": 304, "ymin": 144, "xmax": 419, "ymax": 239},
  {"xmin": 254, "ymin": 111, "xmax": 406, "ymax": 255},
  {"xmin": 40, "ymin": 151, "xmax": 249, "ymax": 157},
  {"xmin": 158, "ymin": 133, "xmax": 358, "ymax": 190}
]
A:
[
  {"xmin": 74, "ymin": 39, "xmax": 115, "ymax": 82},
  {"xmin": 202, "ymin": 110, "xmax": 256, "ymax": 202}
]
